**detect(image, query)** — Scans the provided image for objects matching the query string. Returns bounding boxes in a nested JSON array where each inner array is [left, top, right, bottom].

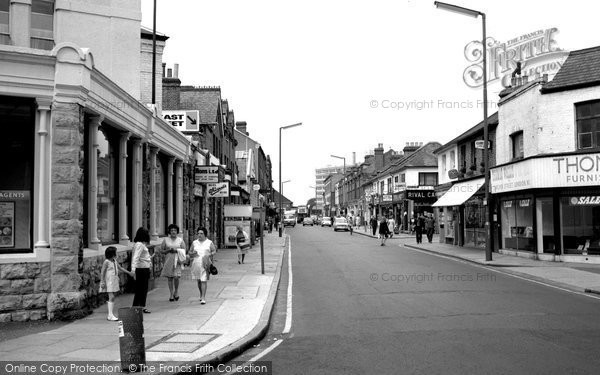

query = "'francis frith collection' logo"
[[463, 27, 569, 89]]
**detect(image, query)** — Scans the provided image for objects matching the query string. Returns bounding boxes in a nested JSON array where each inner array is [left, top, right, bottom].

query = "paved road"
[[224, 226, 600, 375]]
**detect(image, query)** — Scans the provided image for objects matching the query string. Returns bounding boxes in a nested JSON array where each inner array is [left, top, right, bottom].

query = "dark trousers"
[[427, 228, 434, 242], [132, 268, 150, 307], [372, 225, 377, 236], [415, 226, 423, 243]]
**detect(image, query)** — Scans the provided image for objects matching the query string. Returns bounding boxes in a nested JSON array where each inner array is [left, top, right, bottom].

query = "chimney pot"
[[542, 73, 548, 83]]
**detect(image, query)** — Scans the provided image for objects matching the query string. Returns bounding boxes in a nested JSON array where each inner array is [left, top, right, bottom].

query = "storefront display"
[[500, 198, 534, 251], [464, 197, 485, 248], [561, 196, 600, 255]]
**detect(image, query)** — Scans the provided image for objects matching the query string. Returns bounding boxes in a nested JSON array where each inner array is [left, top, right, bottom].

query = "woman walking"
[[100, 246, 133, 321], [131, 227, 153, 313], [189, 227, 217, 304], [160, 224, 186, 301], [235, 225, 250, 264], [379, 216, 390, 246]]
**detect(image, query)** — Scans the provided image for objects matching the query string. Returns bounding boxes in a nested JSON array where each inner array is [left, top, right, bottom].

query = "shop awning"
[[432, 178, 485, 207]]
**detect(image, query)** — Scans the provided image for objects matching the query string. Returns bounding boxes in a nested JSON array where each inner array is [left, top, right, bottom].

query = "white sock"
[[108, 301, 115, 318]]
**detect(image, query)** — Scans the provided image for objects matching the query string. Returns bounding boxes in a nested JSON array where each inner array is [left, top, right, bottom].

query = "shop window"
[[31, 0, 54, 50], [501, 199, 534, 251], [561, 197, 600, 255], [576, 100, 600, 150], [537, 197, 555, 253], [511, 131, 524, 159], [97, 128, 116, 244], [0, 97, 34, 252], [465, 197, 486, 248], [418, 173, 438, 186], [0, 0, 9, 45]]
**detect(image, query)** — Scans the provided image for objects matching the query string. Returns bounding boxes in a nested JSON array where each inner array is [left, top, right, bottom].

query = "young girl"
[[100, 246, 133, 321]]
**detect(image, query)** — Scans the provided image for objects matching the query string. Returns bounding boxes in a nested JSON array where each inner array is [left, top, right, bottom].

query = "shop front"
[[491, 152, 600, 262]]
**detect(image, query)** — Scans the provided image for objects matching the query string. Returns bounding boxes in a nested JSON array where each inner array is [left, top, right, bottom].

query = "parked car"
[[303, 218, 314, 226], [321, 217, 332, 227], [333, 217, 350, 232]]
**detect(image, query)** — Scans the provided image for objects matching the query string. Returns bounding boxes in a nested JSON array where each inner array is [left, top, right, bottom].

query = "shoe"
[[169, 298, 174, 302], [174, 296, 179, 301], [238, 261, 241, 264], [200, 299, 206, 305], [107, 315, 118, 321], [142, 309, 151, 314]]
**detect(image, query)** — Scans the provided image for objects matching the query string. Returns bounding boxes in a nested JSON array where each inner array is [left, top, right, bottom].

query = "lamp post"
[[279, 123, 302, 237], [331, 155, 346, 216], [435, 1, 492, 261]]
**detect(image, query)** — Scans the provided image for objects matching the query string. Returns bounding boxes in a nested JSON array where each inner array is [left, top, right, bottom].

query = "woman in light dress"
[[160, 224, 186, 302], [189, 227, 217, 304], [235, 224, 250, 264]]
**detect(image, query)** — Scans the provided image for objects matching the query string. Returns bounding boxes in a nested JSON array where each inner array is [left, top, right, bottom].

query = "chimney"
[[352, 152, 356, 165], [174, 63, 179, 79], [374, 143, 384, 170], [236, 121, 248, 135], [167, 68, 172, 78], [403, 142, 420, 156]]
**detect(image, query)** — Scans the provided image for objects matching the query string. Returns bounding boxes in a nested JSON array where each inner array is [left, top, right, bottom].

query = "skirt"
[[101, 274, 120, 293], [161, 252, 182, 278], [191, 257, 209, 282]]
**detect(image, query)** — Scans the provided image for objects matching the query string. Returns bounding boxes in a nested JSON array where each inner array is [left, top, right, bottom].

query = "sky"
[[140, 0, 600, 206]]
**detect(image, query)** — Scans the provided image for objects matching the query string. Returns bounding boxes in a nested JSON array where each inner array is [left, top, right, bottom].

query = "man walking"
[[425, 213, 435, 243], [415, 213, 424, 244], [370, 216, 378, 236]]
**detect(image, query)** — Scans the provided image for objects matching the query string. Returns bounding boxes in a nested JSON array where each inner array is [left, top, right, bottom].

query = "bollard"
[[118, 307, 146, 372]]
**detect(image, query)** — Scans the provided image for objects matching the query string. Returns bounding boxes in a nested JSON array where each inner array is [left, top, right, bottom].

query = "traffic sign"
[[163, 110, 199, 132]]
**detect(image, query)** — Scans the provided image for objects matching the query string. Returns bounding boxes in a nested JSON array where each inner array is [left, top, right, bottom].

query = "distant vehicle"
[[321, 217, 332, 227], [333, 217, 350, 232], [283, 213, 296, 227], [303, 218, 314, 226], [314, 216, 321, 225]]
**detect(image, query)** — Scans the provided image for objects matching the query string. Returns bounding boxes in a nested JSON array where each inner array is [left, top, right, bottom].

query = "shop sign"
[[382, 194, 393, 202], [569, 196, 600, 206], [195, 166, 219, 183], [162, 110, 199, 132], [491, 152, 600, 194], [407, 185, 435, 190], [207, 182, 229, 198], [503, 200, 513, 208], [193, 185, 203, 197], [406, 189, 437, 203], [393, 183, 406, 193], [518, 199, 530, 207]]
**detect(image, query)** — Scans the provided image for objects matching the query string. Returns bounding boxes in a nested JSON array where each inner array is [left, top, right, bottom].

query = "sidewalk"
[[0, 231, 287, 365]]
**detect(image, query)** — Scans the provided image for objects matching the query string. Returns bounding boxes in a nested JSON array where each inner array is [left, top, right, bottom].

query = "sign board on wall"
[[162, 110, 199, 132], [207, 182, 229, 198], [195, 166, 219, 183], [491, 152, 600, 194]]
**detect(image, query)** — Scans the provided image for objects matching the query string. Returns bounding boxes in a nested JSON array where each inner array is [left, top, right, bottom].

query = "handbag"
[[209, 263, 218, 275]]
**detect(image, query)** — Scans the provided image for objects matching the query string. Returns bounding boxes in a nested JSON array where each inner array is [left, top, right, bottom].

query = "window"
[[460, 145, 467, 169], [576, 100, 600, 150], [0, 0, 9, 44], [31, 0, 54, 50], [501, 198, 534, 251], [400, 173, 405, 183], [387, 177, 392, 193], [418, 173, 438, 186], [450, 150, 456, 169], [441, 155, 447, 175], [511, 131, 524, 159], [97, 128, 116, 244]]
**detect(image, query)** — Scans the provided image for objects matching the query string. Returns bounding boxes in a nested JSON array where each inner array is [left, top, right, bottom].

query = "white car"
[[321, 217, 332, 227], [333, 217, 350, 232]]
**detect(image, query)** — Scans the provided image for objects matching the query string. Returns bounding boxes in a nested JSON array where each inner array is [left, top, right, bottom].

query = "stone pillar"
[[167, 157, 174, 227], [119, 132, 130, 245], [34, 98, 52, 249], [131, 139, 143, 234], [86, 116, 102, 250], [149, 146, 159, 240], [175, 160, 183, 233], [10, 0, 31, 47]]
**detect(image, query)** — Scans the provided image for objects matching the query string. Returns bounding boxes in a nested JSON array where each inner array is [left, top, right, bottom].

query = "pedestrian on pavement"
[[425, 213, 436, 243], [379, 216, 390, 246], [415, 214, 425, 244], [387, 217, 395, 239], [268, 217, 273, 233], [131, 227, 153, 314], [235, 224, 250, 264], [370, 216, 378, 236], [100, 246, 133, 321], [189, 227, 217, 304], [160, 224, 186, 302]]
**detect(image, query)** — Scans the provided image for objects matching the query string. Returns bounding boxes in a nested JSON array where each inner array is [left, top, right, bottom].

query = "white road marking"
[[403, 244, 600, 301], [283, 236, 293, 334]]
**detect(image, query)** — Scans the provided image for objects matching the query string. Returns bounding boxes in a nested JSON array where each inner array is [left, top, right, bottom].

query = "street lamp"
[[331, 155, 346, 216], [435, 1, 492, 261], [279, 122, 303, 237]]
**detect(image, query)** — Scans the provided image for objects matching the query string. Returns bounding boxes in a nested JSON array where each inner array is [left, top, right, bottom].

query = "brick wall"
[[140, 38, 166, 111]]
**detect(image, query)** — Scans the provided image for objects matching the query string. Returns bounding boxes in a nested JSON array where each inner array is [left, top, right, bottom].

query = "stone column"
[[167, 157, 174, 227], [131, 139, 143, 234], [175, 160, 184, 232], [10, 0, 31, 47], [119, 132, 130, 245], [34, 98, 51, 249], [86, 116, 102, 250], [149, 146, 159, 240]]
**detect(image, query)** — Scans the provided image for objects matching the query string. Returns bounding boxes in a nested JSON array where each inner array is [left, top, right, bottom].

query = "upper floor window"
[[31, 0, 54, 50], [441, 154, 447, 175], [0, 0, 9, 45], [419, 172, 438, 186], [386, 177, 392, 193], [450, 150, 456, 169], [400, 173, 405, 183], [511, 131, 524, 159], [576, 100, 600, 150]]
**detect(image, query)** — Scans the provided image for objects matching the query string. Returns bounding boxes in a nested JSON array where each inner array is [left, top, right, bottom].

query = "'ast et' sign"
[[491, 152, 600, 194], [163, 110, 199, 132]]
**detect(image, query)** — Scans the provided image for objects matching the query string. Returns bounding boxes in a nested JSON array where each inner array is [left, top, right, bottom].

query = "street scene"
[[2, 0, 600, 374]]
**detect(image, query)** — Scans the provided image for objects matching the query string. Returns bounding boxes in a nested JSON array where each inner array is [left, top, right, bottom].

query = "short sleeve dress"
[[160, 236, 185, 278], [190, 239, 214, 282], [100, 259, 120, 293]]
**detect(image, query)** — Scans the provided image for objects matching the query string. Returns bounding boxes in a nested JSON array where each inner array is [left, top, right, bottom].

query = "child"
[[100, 246, 134, 321]]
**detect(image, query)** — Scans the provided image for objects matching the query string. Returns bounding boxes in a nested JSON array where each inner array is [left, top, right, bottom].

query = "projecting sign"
[[253, 184, 261, 191], [162, 110, 199, 132], [475, 140, 491, 149], [207, 182, 229, 198], [195, 166, 219, 183]]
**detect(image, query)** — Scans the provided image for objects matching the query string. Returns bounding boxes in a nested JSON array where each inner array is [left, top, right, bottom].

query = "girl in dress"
[[100, 246, 133, 321], [160, 224, 186, 302], [189, 227, 217, 304]]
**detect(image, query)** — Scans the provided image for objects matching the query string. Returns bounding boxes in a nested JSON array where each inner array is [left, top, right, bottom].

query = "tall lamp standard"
[[279, 123, 302, 237], [434, 1, 492, 261], [330, 155, 346, 216]]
